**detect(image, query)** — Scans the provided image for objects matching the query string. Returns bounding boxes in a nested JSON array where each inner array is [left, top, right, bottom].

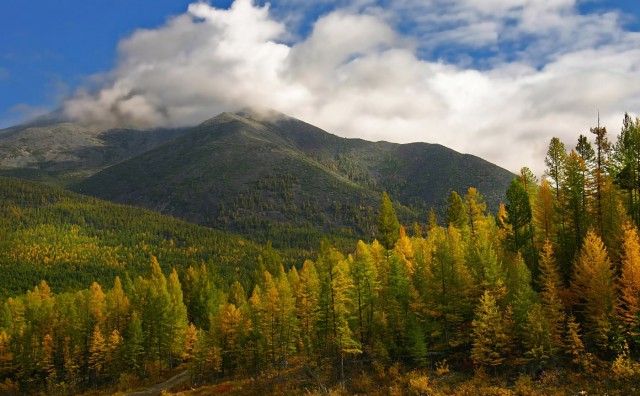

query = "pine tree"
[[446, 191, 469, 232], [377, 192, 401, 250], [505, 178, 533, 252]]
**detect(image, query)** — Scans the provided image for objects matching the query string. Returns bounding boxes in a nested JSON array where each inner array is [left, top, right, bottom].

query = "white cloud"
[[62, 0, 640, 176]]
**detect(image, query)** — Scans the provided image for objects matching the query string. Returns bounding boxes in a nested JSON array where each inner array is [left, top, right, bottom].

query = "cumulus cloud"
[[62, 0, 640, 175]]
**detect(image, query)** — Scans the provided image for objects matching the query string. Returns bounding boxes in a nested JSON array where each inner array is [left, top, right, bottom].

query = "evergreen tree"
[[446, 191, 469, 232], [350, 241, 378, 348], [377, 192, 401, 250], [504, 178, 536, 274]]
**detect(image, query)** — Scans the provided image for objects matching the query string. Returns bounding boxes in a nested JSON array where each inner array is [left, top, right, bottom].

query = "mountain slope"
[[73, 112, 514, 246], [0, 176, 264, 298], [0, 121, 188, 184]]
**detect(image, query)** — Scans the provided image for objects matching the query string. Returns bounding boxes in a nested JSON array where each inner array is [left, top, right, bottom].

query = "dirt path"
[[122, 370, 190, 396]]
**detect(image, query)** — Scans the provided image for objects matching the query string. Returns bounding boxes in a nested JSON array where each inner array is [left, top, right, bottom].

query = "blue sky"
[[1, 0, 639, 173]]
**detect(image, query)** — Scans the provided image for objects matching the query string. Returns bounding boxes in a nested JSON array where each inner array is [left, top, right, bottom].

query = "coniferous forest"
[[4, 115, 640, 395]]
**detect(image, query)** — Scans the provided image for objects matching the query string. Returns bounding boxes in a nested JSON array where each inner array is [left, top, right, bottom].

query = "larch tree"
[[591, 122, 611, 235], [545, 137, 568, 200], [430, 225, 474, 349], [571, 230, 619, 351], [464, 187, 488, 239], [315, 244, 359, 377], [576, 135, 596, 215], [105, 276, 130, 336], [618, 223, 640, 338], [296, 260, 320, 356], [276, 266, 298, 365], [564, 314, 590, 370], [613, 114, 640, 224], [533, 178, 556, 249], [519, 167, 539, 204], [537, 240, 566, 354], [350, 240, 378, 348], [167, 268, 189, 366], [88, 324, 107, 383], [220, 303, 244, 375], [135, 255, 172, 366], [562, 151, 589, 266], [471, 291, 514, 369], [545, 137, 568, 263]]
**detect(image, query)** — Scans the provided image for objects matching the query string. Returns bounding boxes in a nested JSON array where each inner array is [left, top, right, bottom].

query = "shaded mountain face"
[[70, 112, 515, 245], [0, 121, 188, 184]]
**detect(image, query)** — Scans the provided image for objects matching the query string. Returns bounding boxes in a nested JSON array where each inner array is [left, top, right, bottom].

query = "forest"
[[2, 114, 640, 395]]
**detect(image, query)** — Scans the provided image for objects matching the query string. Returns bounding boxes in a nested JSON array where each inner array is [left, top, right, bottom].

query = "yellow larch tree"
[[618, 223, 640, 337], [571, 230, 619, 350]]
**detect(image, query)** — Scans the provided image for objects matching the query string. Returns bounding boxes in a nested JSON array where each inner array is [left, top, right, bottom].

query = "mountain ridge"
[[69, 111, 515, 248]]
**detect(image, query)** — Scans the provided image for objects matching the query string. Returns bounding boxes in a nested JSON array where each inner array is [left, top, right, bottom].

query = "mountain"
[[0, 121, 188, 185], [0, 176, 265, 298], [72, 111, 515, 246]]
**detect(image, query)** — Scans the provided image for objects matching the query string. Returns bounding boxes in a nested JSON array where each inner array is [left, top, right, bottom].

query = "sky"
[[1, 0, 640, 175]]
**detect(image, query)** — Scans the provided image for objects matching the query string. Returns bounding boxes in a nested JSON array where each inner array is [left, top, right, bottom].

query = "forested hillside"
[[0, 177, 272, 299], [73, 112, 514, 249], [2, 114, 640, 395]]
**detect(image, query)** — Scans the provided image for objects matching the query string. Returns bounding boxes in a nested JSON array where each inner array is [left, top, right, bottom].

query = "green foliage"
[[0, 176, 262, 299], [7, 112, 640, 394], [376, 192, 401, 250]]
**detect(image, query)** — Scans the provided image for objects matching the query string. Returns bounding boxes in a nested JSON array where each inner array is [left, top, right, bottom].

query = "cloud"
[[62, 0, 640, 175]]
